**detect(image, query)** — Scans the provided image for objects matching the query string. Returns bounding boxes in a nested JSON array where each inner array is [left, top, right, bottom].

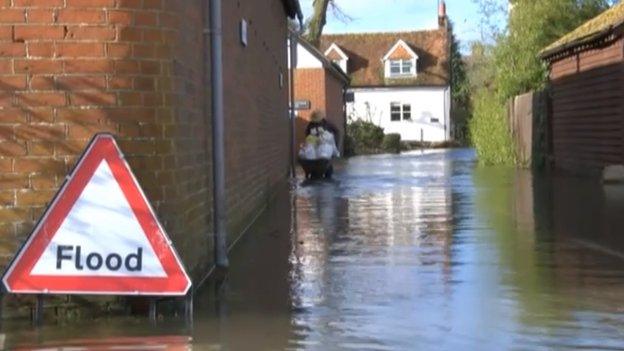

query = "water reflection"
[[7, 148, 624, 350]]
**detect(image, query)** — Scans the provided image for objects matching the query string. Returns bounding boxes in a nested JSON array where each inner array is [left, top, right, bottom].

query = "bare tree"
[[305, 0, 352, 47]]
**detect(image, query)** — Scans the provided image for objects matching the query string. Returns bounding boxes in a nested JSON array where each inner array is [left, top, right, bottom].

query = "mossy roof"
[[541, 2, 624, 57], [320, 30, 450, 87]]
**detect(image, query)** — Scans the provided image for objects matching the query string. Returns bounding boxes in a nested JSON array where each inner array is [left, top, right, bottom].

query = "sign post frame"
[[0, 133, 193, 325]]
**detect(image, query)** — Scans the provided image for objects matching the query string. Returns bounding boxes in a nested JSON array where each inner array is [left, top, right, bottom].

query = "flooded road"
[[7, 149, 624, 350]]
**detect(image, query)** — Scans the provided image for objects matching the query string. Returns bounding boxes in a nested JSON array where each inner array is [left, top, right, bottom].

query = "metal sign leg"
[[148, 298, 157, 324], [33, 295, 44, 326]]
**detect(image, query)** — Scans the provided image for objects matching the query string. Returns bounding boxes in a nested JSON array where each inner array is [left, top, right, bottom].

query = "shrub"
[[469, 90, 516, 165], [382, 133, 401, 153], [347, 119, 384, 154]]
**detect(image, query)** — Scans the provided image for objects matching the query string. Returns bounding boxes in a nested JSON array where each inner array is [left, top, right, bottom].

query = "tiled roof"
[[320, 29, 450, 87], [541, 2, 624, 58]]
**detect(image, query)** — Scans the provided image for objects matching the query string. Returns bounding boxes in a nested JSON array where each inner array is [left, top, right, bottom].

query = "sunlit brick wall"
[[0, 0, 212, 279]]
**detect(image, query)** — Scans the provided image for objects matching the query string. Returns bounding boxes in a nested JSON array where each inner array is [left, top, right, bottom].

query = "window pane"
[[390, 61, 401, 74], [401, 60, 413, 74], [391, 103, 401, 121]]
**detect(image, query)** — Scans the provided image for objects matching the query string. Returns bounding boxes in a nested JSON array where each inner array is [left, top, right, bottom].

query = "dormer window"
[[324, 43, 349, 73], [383, 39, 418, 78], [389, 59, 413, 76]]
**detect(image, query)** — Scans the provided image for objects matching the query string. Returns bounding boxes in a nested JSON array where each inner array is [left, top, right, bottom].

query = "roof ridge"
[[321, 28, 443, 37]]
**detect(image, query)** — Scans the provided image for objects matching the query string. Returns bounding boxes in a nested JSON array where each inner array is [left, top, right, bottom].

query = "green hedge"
[[382, 133, 402, 153], [469, 91, 516, 165]]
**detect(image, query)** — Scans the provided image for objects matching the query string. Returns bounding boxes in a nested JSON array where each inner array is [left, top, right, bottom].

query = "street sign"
[[293, 100, 311, 110], [2, 134, 191, 296]]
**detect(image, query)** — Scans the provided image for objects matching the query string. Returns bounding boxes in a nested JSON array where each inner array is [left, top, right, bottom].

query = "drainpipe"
[[209, 0, 229, 269], [289, 33, 298, 177], [288, 11, 304, 177]]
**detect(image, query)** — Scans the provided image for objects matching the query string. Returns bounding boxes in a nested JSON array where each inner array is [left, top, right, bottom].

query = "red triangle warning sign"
[[2, 134, 192, 296]]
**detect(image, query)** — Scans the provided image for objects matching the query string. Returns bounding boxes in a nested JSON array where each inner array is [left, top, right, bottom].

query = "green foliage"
[[346, 119, 385, 155], [495, 0, 610, 100], [382, 133, 402, 154], [469, 91, 515, 165], [450, 23, 471, 144], [469, 0, 611, 164]]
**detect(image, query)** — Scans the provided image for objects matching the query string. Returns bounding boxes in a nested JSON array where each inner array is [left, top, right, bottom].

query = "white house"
[[319, 2, 452, 143]]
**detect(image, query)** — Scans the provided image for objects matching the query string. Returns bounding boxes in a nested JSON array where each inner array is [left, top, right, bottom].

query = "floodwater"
[[7, 148, 624, 350]]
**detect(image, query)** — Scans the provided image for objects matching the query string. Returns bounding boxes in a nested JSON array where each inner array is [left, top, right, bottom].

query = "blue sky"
[[299, 0, 507, 53]]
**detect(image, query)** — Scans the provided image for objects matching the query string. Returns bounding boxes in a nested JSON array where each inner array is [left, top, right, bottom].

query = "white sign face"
[[31, 160, 166, 277], [2, 134, 191, 296]]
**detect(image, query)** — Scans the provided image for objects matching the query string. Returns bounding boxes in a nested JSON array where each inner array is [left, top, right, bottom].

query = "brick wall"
[[0, 0, 213, 280], [222, 0, 290, 240], [0, 0, 292, 287], [294, 67, 345, 152]]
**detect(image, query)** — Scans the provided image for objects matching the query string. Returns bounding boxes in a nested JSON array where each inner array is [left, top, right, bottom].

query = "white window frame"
[[390, 102, 412, 122], [382, 40, 418, 78]]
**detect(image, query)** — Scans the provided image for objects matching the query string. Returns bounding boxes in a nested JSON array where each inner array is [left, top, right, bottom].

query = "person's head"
[[310, 110, 326, 123]]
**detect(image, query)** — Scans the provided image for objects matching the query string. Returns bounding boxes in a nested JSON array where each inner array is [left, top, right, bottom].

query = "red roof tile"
[[320, 29, 450, 87]]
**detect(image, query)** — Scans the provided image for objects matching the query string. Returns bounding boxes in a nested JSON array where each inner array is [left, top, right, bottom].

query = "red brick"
[[107, 10, 133, 25], [114, 59, 139, 74], [0, 174, 28, 189], [27, 141, 54, 156], [57, 76, 106, 90], [27, 43, 55, 57], [16, 92, 66, 107], [0, 140, 27, 156], [107, 43, 131, 58], [57, 10, 105, 24], [29, 76, 54, 90], [0, 9, 25, 23], [140, 61, 160, 75], [16, 189, 55, 206], [30, 174, 60, 190], [118, 27, 142, 42], [67, 123, 115, 139], [26, 9, 55, 23], [134, 77, 155, 91], [0, 27, 13, 41], [0, 94, 14, 107], [108, 76, 133, 89], [118, 91, 141, 105], [0, 190, 15, 206], [15, 59, 62, 74], [58, 108, 107, 123], [117, 0, 142, 9], [65, 26, 116, 40], [69, 91, 117, 106], [27, 107, 55, 122], [14, 158, 65, 174], [15, 124, 65, 140], [0, 208, 29, 222], [14, 26, 65, 41], [57, 43, 105, 57], [0, 76, 27, 90], [66, 0, 115, 7], [135, 12, 158, 26], [0, 60, 12, 74], [13, 0, 64, 7], [64, 59, 114, 74], [0, 43, 26, 56], [0, 109, 27, 123]]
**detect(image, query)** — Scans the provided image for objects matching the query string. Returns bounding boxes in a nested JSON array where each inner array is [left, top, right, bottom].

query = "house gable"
[[382, 39, 418, 61], [382, 39, 418, 78], [324, 43, 349, 73]]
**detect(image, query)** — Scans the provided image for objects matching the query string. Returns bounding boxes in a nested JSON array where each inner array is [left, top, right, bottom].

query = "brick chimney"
[[438, 0, 447, 28]]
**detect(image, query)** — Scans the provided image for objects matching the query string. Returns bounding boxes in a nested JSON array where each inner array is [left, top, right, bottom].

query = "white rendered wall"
[[347, 87, 451, 142], [295, 43, 323, 68]]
